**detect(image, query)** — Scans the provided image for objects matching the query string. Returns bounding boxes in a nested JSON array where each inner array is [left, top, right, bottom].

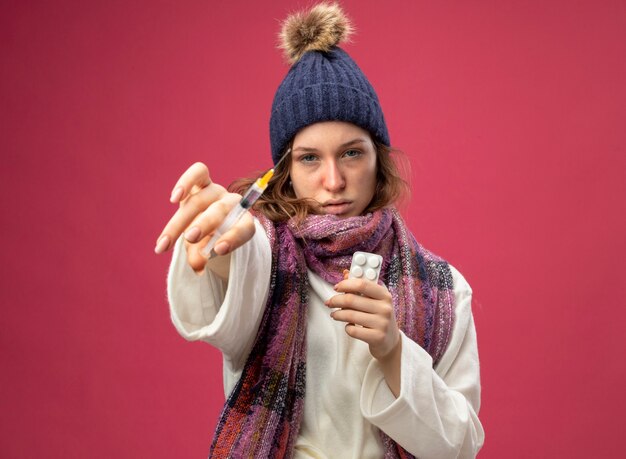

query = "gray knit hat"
[[269, 2, 390, 165]]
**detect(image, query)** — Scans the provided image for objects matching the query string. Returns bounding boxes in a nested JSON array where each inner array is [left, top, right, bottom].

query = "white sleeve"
[[166, 218, 272, 371], [360, 265, 485, 458]]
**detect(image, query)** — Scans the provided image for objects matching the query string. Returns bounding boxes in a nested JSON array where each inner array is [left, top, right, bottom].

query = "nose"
[[322, 159, 346, 192]]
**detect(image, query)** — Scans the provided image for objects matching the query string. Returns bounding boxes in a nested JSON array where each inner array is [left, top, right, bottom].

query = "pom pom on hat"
[[279, 2, 354, 64], [269, 2, 390, 165]]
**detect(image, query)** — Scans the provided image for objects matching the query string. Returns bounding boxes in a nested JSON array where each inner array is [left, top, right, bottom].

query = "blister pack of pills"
[[348, 251, 383, 283]]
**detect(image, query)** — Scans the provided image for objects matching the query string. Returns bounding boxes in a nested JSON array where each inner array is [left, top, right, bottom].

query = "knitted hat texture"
[[270, 3, 390, 164]]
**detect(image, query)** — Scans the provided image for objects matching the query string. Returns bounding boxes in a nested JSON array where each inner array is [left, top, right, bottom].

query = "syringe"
[[200, 168, 275, 259]]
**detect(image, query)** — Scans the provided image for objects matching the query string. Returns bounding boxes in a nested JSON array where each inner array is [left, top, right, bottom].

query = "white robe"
[[167, 219, 484, 458]]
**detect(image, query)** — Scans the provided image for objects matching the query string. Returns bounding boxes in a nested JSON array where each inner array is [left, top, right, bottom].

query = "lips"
[[322, 200, 352, 215]]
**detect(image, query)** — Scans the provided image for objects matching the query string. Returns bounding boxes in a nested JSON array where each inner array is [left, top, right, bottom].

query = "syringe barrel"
[[200, 203, 247, 258], [199, 180, 266, 259], [240, 182, 264, 209]]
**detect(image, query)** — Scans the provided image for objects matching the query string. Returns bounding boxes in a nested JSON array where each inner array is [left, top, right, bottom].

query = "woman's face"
[[289, 121, 378, 218]]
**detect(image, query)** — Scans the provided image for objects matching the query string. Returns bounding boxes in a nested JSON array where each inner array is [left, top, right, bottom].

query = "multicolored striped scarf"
[[209, 208, 455, 458]]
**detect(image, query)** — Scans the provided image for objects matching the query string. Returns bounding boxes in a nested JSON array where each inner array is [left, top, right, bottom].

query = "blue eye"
[[343, 149, 361, 158], [300, 154, 318, 163]]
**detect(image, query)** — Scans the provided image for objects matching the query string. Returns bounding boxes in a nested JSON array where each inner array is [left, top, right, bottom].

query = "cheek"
[[292, 182, 304, 199], [361, 163, 378, 196], [364, 177, 377, 202], [290, 169, 313, 199]]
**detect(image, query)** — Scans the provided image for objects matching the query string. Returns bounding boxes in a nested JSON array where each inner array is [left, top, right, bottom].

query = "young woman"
[[155, 3, 484, 458]]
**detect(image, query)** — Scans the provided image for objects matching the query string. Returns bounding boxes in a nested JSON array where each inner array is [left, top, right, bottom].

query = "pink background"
[[2, 0, 625, 457]]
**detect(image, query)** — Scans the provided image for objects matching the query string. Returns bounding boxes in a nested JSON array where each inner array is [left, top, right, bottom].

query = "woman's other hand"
[[326, 274, 402, 396], [154, 162, 256, 277], [326, 275, 401, 361]]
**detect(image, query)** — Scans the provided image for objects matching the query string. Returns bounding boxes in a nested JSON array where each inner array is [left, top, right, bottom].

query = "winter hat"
[[269, 2, 390, 165]]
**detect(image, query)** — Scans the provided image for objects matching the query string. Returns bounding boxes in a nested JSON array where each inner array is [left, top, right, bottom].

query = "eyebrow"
[[292, 138, 369, 153]]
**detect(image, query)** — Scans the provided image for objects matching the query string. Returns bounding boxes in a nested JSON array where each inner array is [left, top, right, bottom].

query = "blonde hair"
[[229, 142, 410, 223]]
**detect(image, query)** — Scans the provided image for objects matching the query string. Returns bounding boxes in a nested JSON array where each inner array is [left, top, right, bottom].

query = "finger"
[[170, 162, 212, 203], [182, 211, 222, 272], [181, 192, 241, 244], [325, 292, 380, 314], [155, 184, 227, 253], [334, 278, 391, 302], [201, 209, 256, 257], [331, 309, 381, 329], [185, 235, 212, 272], [344, 324, 385, 345], [345, 325, 400, 361]]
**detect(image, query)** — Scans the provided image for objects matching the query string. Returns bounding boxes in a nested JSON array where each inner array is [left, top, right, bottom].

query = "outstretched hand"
[[154, 162, 256, 275]]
